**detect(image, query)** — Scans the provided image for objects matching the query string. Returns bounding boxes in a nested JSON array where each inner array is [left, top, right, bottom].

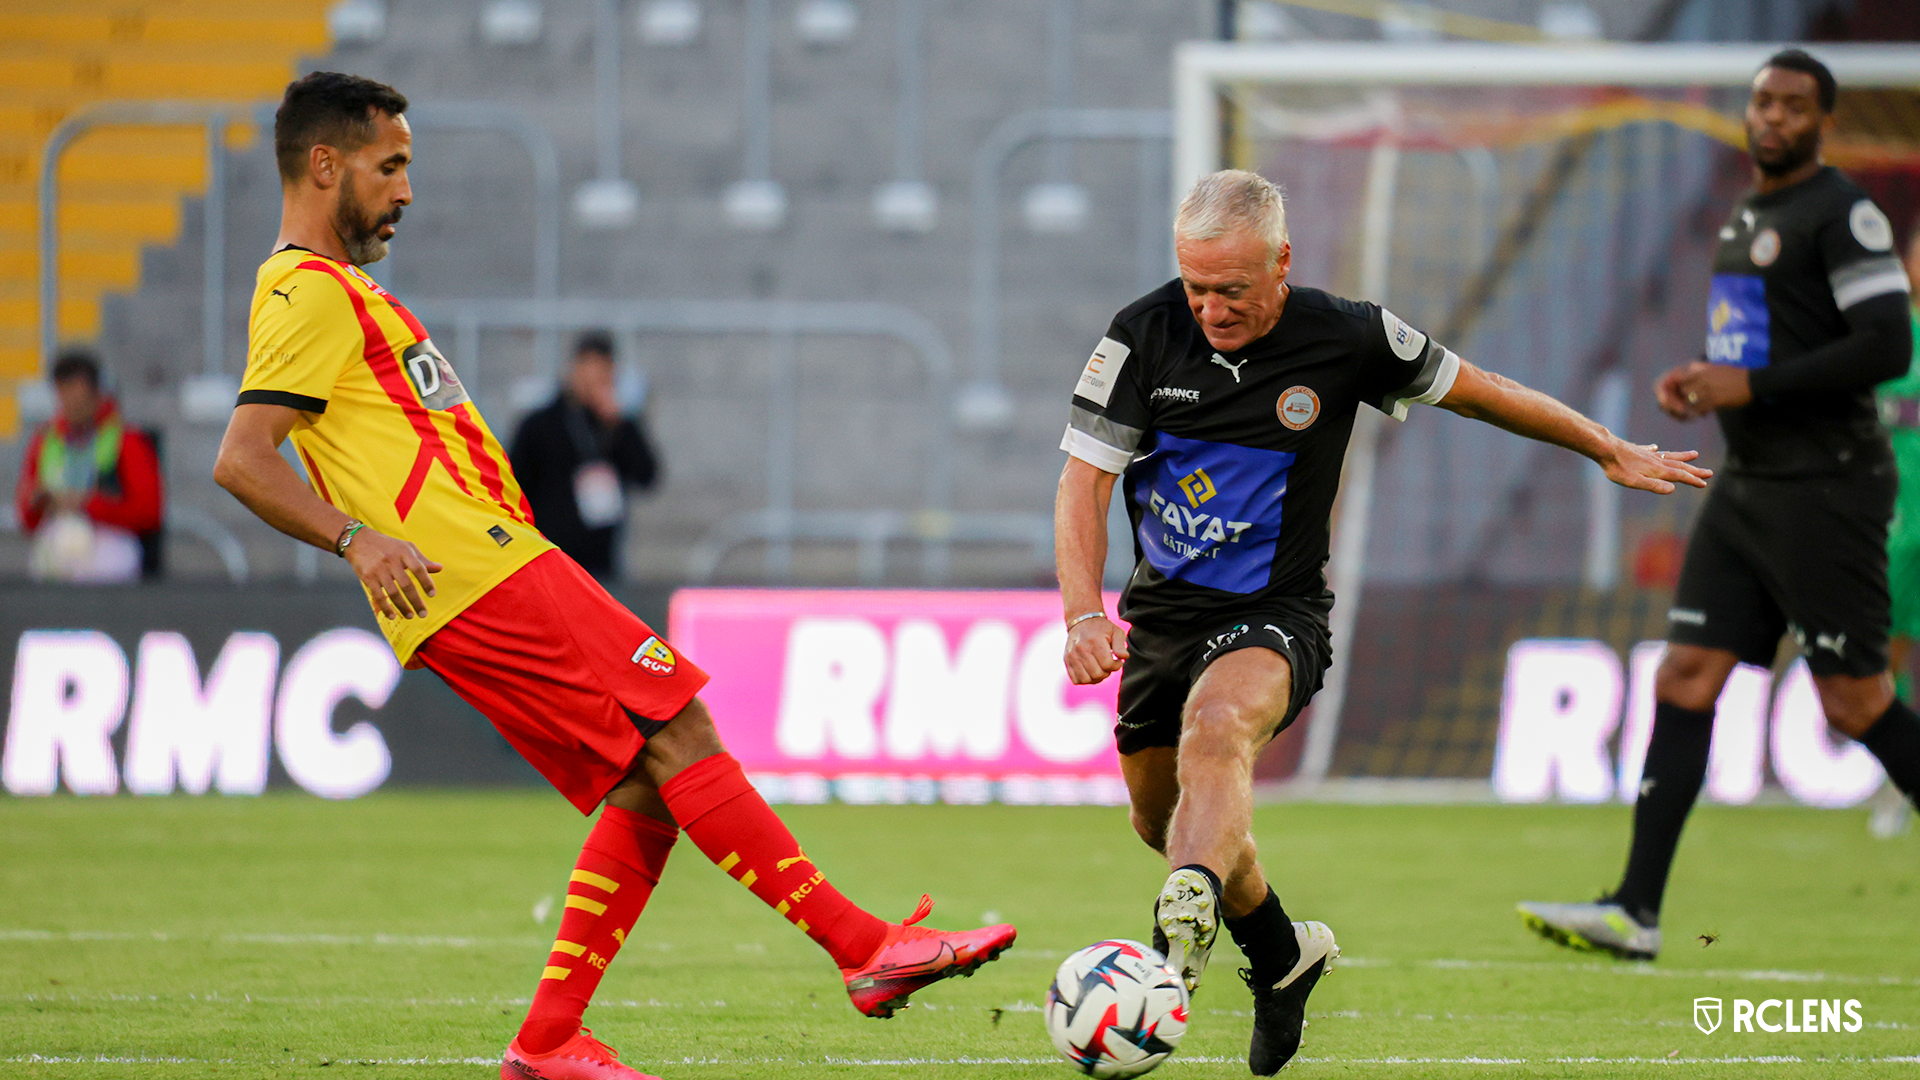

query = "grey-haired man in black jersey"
[[1520, 48, 1920, 964], [1053, 168, 1712, 1073]]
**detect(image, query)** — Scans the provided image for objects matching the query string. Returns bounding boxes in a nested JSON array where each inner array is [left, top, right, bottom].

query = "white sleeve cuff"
[[1381, 348, 1462, 421], [1060, 426, 1132, 474]]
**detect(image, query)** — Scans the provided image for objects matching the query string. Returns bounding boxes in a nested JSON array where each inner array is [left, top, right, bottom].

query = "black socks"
[[1224, 885, 1301, 987], [1858, 696, 1920, 806], [1611, 702, 1714, 928]]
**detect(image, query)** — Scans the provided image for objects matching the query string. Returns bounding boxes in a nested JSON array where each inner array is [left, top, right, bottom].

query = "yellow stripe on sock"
[[795, 920, 809, 934], [739, 870, 758, 889], [570, 869, 621, 893], [717, 852, 741, 874], [541, 966, 571, 981], [776, 901, 790, 915], [565, 895, 608, 916], [550, 940, 586, 957], [612, 927, 626, 945]]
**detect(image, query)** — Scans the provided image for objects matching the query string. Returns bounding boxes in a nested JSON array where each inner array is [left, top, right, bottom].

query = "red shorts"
[[416, 550, 710, 814]]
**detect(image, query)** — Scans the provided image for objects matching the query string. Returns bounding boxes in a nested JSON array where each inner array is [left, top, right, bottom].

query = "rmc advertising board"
[[0, 585, 1129, 804], [1, 585, 1887, 807]]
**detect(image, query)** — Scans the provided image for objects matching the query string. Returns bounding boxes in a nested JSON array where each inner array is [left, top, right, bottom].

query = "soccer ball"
[[1044, 939, 1189, 1078]]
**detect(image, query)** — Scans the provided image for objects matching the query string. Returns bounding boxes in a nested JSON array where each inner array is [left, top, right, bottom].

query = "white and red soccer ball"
[[1045, 939, 1189, 1078]]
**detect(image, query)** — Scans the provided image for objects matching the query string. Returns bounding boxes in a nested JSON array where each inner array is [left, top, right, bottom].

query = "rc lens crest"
[[632, 636, 677, 677], [1694, 997, 1723, 1035], [1278, 385, 1321, 430]]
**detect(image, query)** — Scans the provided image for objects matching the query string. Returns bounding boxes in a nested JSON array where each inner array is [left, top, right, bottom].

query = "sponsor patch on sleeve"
[[1380, 308, 1428, 362], [1073, 336, 1131, 408], [1850, 199, 1894, 252]]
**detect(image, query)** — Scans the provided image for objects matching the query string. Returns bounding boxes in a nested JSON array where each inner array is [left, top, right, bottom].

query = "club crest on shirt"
[[1749, 228, 1780, 267], [1277, 385, 1321, 430], [632, 636, 677, 676]]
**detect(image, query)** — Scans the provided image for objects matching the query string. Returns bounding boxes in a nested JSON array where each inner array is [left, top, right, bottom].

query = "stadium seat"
[[0, 0, 332, 437]]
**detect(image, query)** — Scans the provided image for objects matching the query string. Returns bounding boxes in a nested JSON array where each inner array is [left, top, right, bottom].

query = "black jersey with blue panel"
[[1061, 279, 1459, 628], [1707, 166, 1911, 476]]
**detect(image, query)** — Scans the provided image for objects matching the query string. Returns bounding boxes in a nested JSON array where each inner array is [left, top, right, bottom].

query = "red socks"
[[516, 805, 677, 1055], [659, 753, 888, 969]]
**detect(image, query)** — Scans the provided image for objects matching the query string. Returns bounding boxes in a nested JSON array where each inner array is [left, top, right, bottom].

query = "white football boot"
[[1517, 899, 1660, 960], [1152, 868, 1220, 996], [1243, 920, 1339, 1075]]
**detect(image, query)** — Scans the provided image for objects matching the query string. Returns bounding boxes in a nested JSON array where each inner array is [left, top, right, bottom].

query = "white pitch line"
[[8, 1054, 1920, 1068]]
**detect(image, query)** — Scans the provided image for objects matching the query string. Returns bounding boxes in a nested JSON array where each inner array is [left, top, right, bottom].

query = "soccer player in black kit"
[[1054, 169, 1711, 1073], [1520, 50, 1920, 961]]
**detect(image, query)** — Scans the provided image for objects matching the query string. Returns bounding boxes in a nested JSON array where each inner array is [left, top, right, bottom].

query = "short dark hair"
[[49, 348, 100, 390], [274, 71, 410, 184], [1761, 48, 1837, 114], [573, 330, 617, 362]]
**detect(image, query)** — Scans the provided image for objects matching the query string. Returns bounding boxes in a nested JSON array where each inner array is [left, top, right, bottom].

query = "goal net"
[[1172, 43, 1920, 802]]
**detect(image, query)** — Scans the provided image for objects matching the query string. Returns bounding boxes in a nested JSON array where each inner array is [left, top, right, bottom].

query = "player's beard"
[[1747, 121, 1821, 178], [334, 172, 400, 266]]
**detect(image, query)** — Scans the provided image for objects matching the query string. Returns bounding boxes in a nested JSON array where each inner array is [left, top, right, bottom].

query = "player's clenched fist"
[[1064, 615, 1129, 685], [345, 529, 443, 620]]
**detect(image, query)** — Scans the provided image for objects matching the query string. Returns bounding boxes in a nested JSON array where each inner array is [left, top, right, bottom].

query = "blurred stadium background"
[[3, 0, 1920, 810]]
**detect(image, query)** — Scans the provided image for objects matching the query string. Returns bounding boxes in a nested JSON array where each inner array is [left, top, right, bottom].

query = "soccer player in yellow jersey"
[[215, 72, 1014, 1080]]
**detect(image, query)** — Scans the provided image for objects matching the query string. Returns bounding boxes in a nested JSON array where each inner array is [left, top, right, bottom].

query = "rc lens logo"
[[1693, 997, 1864, 1035], [1178, 468, 1216, 508], [632, 636, 678, 677]]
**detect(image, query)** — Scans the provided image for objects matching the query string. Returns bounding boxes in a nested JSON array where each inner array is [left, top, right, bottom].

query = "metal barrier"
[[403, 296, 1054, 584], [963, 107, 1172, 427]]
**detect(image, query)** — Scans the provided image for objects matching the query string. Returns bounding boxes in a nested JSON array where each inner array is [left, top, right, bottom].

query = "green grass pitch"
[[3, 794, 1917, 1078]]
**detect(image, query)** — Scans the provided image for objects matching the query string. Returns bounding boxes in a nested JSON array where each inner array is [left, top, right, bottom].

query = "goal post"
[[1168, 42, 1920, 790]]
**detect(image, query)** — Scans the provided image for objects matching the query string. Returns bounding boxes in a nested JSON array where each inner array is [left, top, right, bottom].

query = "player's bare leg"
[[1815, 669, 1920, 820], [1141, 649, 1336, 1074], [1166, 649, 1292, 920]]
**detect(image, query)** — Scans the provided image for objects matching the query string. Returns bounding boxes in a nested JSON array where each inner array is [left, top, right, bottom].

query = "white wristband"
[[1066, 611, 1106, 629]]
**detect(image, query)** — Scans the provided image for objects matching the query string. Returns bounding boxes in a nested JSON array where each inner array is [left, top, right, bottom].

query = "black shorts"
[[1114, 596, 1333, 756], [1668, 467, 1894, 679]]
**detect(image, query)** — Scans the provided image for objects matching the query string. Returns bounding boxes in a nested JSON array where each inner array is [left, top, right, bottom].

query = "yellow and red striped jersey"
[[241, 245, 553, 665]]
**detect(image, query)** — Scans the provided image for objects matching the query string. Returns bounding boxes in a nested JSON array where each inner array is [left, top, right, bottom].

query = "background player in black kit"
[[1519, 49, 1920, 961], [1054, 169, 1711, 1074]]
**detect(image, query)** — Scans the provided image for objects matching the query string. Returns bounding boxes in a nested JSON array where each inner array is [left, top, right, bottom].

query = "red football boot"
[[840, 895, 1017, 1018], [501, 1028, 661, 1080]]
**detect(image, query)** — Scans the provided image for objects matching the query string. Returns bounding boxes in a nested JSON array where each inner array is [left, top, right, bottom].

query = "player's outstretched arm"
[[1055, 456, 1129, 685], [214, 403, 443, 619], [1437, 359, 1713, 494]]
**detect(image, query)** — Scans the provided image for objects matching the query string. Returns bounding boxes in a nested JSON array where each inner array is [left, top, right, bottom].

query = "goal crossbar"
[[1174, 42, 1920, 197]]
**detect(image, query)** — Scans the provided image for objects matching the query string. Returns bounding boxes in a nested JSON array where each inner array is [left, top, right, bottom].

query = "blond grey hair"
[[1174, 169, 1288, 261]]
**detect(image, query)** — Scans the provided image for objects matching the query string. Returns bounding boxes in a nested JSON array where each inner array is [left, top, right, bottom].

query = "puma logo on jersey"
[[1211, 352, 1249, 383], [775, 851, 813, 872], [1263, 623, 1294, 648], [270, 286, 298, 304]]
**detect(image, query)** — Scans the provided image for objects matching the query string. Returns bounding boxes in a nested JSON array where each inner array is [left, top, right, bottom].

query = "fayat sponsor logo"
[[1693, 997, 1865, 1035], [1146, 468, 1252, 562], [2, 628, 397, 800], [1705, 298, 1749, 364]]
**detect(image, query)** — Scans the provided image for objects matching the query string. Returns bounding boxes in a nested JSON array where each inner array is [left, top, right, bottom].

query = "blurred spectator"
[[14, 349, 164, 582], [509, 331, 660, 579]]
